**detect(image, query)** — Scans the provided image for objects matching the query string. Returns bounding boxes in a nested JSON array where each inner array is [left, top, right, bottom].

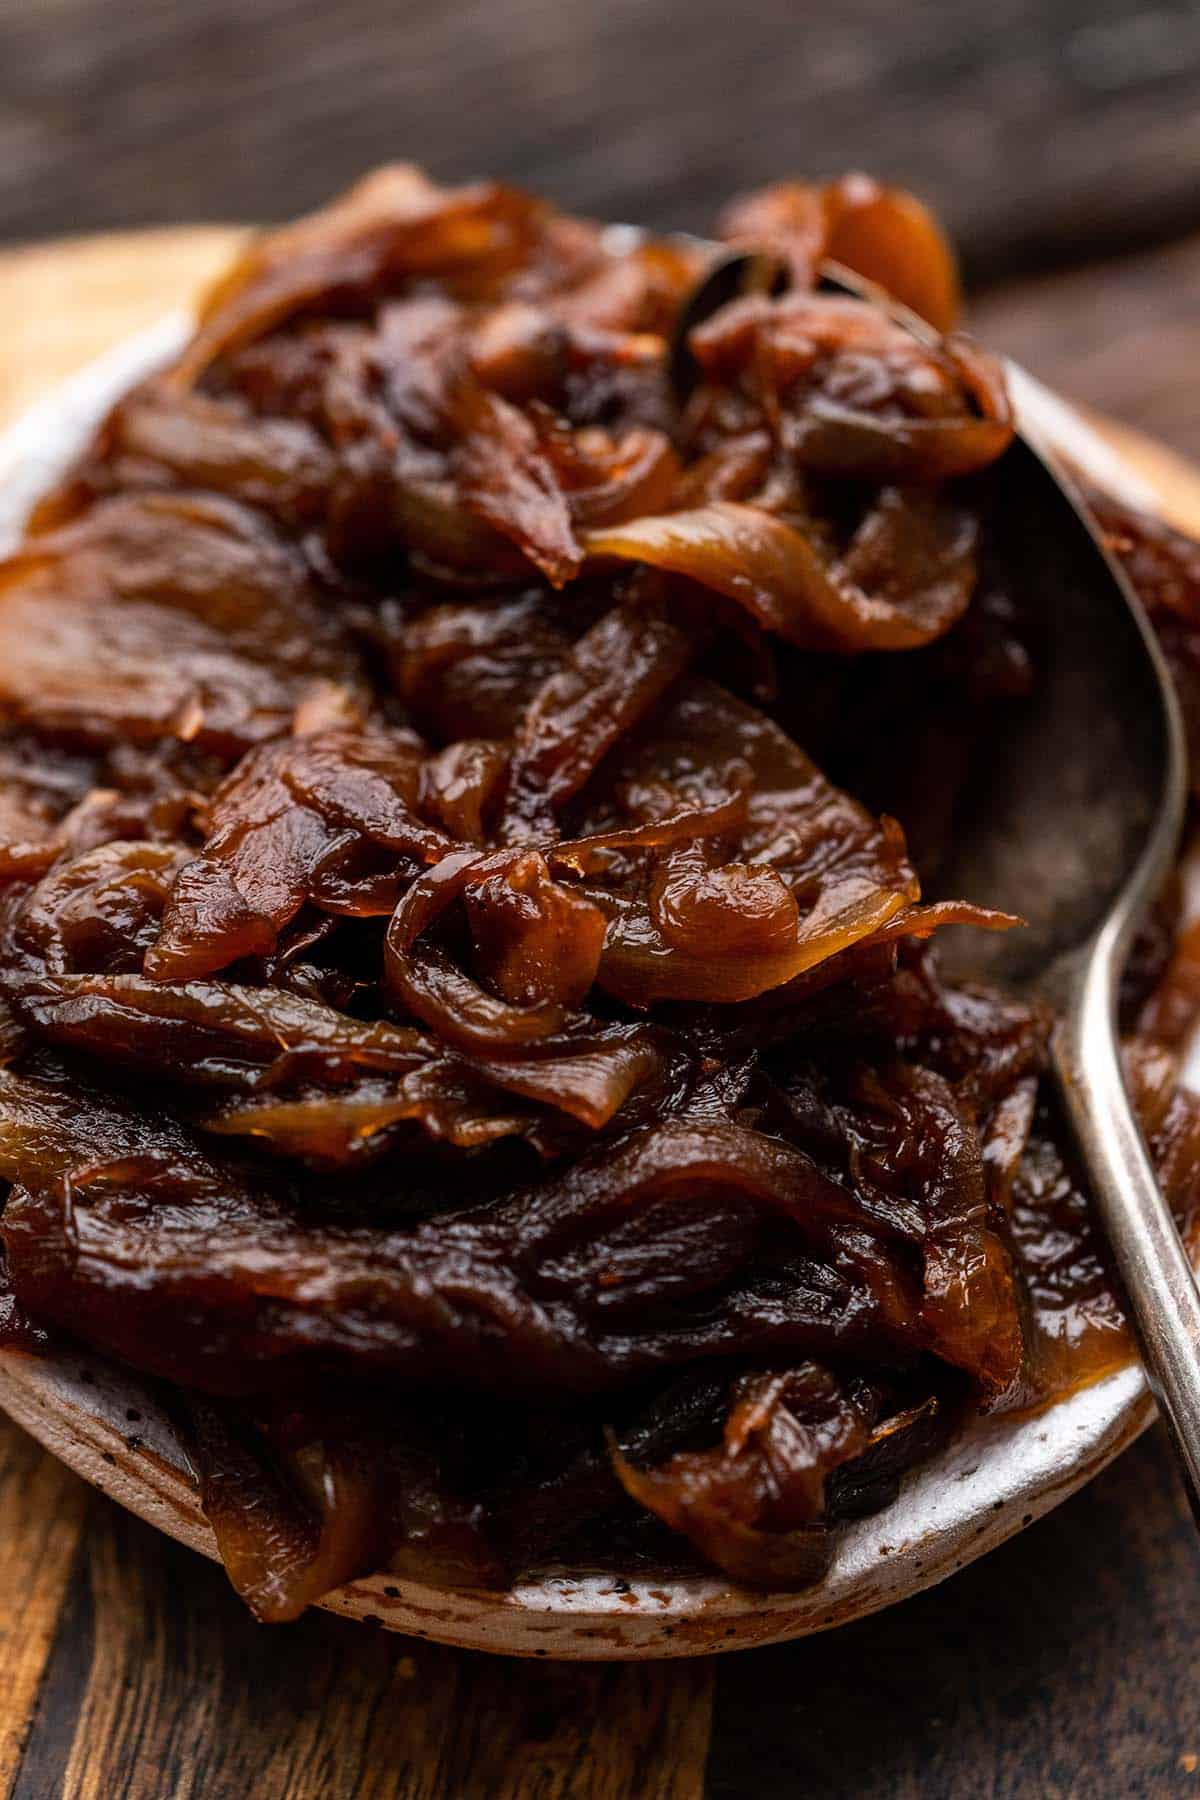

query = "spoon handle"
[[1054, 938, 1200, 1518]]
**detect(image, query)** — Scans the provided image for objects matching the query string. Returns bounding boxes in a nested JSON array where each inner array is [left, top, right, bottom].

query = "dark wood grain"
[[6, 1417, 1200, 1798], [707, 1423, 1200, 1799], [6, 0, 1200, 284], [8, 1475, 711, 1799], [0, 1421, 89, 1795], [976, 231, 1200, 463]]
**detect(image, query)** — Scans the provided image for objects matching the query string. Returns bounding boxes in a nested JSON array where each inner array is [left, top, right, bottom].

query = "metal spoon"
[[671, 252, 1200, 1514]]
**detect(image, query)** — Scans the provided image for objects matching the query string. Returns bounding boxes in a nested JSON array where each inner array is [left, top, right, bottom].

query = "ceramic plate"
[[0, 320, 1185, 1658]]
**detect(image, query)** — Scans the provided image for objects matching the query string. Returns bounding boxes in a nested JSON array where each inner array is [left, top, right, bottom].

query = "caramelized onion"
[[147, 729, 450, 980], [2, 165, 1196, 1617], [585, 494, 978, 652], [385, 849, 574, 1051], [719, 173, 962, 332], [501, 591, 695, 836]]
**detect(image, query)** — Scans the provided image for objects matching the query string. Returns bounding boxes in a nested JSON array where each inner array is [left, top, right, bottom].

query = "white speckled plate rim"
[[0, 320, 1185, 1657]]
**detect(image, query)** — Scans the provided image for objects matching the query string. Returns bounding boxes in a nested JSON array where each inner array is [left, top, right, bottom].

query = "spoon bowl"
[[939, 387, 1200, 1521], [932, 414, 1185, 998]]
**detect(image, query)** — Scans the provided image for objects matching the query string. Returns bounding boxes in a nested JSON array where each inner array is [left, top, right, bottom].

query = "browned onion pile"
[[1, 164, 1199, 1620]]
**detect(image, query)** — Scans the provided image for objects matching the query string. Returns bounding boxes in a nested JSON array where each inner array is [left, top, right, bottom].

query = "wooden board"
[[0, 228, 244, 429], [976, 228, 1200, 470], [1, 225, 1200, 1797]]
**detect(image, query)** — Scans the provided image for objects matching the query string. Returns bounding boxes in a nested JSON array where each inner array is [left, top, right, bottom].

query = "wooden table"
[[9, 0, 1200, 291], [2, 228, 1200, 1800]]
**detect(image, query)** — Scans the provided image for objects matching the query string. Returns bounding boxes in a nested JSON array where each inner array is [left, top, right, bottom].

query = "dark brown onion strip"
[[385, 848, 570, 1052], [584, 495, 977, 653], [455, 383, 582, 587], [865, 899, 1022, 945], [501, 596, 695, 838], [592, 873, 917, 1005], [547, 785, 750, 874]]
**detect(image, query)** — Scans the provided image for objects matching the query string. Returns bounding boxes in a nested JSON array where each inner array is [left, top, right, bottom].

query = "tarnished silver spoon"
[[673, 253, 1200, 1514]]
